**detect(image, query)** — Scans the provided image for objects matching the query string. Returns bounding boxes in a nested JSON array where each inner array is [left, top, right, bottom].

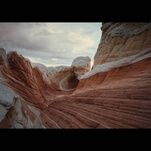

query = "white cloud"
[[52, 58, 58, 61], [0, 23, 102, 67]]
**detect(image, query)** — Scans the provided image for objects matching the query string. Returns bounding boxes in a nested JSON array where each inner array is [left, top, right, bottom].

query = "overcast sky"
[[0, 22, 102, 67]]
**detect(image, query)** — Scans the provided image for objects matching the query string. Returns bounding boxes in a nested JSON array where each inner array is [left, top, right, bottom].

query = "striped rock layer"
[[0, 22, 151, 128]]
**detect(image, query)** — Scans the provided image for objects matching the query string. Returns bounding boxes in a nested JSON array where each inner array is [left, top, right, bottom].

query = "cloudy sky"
[[0, 22, 102, 67]]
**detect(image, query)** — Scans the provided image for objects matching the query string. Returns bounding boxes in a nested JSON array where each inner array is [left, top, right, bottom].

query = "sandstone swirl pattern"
[[0, 22, 151, 128]]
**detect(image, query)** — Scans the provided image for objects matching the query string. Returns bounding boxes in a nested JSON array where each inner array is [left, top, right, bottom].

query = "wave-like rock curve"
[[1, 22, 151, 128]]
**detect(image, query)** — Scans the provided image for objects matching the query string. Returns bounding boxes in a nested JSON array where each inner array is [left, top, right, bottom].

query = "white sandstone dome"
[[71, 56, 91, 79]]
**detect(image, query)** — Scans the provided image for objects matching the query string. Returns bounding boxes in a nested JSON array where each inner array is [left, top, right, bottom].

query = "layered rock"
[[40, 94, 151, 128], [71, 56, 91, 79], [76, 23, 151, 93], [74, 57, 151, 99], [39, 23, 151, 128], [48, 66, 73, 90], [94, 22, 151, 67], [0, 51, 57, 109], [0, 97, 45, 128], [59, 56, 91, 91], [39, 59, 151, 128], [76, 48, 151, 93], [1, 22, 151, 128], [0, 50, 91, 128], [68, 22, 151, 128], [32, 56, 91, 91]]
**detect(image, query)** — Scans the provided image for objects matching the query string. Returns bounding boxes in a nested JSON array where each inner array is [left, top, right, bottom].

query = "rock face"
[[0, 78, 18, 124], [1, 51, 58, 109], [0, 98, 45, 128], [1, 22, 151, 128], [71, 22, 151, 128], [32, 56, 91, 91], [71, 56, 91, 79], [0, 50, 91, 128], [94, 22, 151, 67], [59, 56, 91, 91]]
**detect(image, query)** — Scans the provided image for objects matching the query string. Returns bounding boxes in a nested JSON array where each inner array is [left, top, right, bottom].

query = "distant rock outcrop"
[[32, 56, 91, 91], [71, 56, 91, 79], [59, 56, 91, 91]]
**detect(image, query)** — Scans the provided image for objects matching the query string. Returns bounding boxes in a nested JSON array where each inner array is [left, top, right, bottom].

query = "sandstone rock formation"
[[32, 56, 91, 91], [71, 56, 91, 79], [0, 22, 151, 128], [59, 56, 91, 91], [1, 51, 58, 109], [0, 50, 91, 128], [94, 22, 151, 67], [0, 97, 45, 128]]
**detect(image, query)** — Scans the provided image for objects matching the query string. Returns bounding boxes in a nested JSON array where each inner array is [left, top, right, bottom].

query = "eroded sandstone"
[[0, 22, 151, 128], [93, 22, 151, 67]]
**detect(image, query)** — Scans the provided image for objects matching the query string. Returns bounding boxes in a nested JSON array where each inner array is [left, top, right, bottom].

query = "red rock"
[[93, 22, 151, 67], [74, 57, 151, 98], [1, 51, 57, 109], [1, 23, 151, 128]]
